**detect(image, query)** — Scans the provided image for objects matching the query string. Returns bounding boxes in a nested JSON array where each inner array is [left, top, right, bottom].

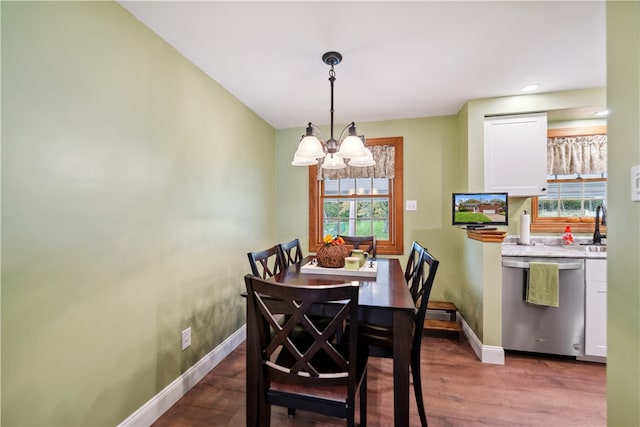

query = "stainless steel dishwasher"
[[502, 256, 585, 356]]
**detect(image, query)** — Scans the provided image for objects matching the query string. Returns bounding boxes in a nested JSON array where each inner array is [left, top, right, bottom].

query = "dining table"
[[245, 256, 416, 427]]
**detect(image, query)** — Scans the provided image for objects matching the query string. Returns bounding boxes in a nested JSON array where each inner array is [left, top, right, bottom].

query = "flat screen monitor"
[[452, 192, 509, 229]]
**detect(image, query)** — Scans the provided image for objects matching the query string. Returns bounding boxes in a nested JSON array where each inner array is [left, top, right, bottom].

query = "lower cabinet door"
[[585, 259, 607, 357]]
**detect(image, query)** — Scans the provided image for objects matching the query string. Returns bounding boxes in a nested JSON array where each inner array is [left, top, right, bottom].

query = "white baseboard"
[[118, 325, 246, 427], [577, 354, 607, 364], [458, 313, 504, 365]]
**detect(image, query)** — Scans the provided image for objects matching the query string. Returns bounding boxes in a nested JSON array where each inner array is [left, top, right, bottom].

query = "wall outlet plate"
[[181, 327, 192, 350], [406, 200, 417, 211]]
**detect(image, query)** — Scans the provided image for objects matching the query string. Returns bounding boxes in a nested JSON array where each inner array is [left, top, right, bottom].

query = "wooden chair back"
[[404, 240, 425, 293], [244, 274, 366, 426], [247, 245, 283, 279], [412, 249, 440, 350], [338, 235, 377, 258], [278, 238, 304, 268]]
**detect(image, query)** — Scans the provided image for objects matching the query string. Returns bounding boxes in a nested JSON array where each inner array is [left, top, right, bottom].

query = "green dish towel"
[[527, 262, 559, 307]]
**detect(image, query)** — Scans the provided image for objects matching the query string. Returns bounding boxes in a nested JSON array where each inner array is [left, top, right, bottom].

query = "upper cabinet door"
[[484, 112, 547, 197]]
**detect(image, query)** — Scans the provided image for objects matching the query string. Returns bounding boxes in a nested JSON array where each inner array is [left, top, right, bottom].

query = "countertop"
[[501, 236, 607, 259]]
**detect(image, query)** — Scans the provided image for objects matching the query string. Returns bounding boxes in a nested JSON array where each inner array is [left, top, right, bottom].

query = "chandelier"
[[291, 52, 375, 169]]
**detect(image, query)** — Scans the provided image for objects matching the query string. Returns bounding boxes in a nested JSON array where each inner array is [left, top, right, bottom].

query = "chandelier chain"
[[329, 67, 336, 141]]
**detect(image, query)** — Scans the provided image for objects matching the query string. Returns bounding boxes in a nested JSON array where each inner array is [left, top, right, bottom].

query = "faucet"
[[593, 202, 607, 245]]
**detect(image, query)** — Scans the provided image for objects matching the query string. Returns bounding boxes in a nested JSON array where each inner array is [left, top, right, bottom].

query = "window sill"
[[531, 221, 606, 234]]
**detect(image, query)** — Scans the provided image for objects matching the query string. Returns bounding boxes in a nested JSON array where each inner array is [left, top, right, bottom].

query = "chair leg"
[[411, 356, 428, 427], [359, 368, 367, 427]]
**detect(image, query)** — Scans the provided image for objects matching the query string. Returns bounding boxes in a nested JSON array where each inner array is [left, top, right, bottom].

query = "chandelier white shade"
[[294, 134, 325, 159], [322, 153, 347, 169], [292, 52, 374, 170], [291, 153, 319, 166], [337, 132, 367, 159], [347, 147, 375, 167]]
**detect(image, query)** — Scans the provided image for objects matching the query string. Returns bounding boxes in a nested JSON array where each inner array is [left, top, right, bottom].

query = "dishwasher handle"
[[502, 259, 583, 270]]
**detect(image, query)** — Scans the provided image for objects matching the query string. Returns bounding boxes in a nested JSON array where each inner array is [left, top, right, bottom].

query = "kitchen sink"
[[583, 245, 607, 252], [544, 243, 607, 253], [565, 244, 607, 253]]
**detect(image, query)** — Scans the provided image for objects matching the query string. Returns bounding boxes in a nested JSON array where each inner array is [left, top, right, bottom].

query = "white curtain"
[[318, 145, 395, 180], [547, 134, 607, 175]]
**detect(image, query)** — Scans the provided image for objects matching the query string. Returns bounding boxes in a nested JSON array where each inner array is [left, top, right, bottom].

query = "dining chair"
[[247, 245, 284, 279], [404, 240, 425, 290], [244, 274, 368, 427], [277, 238, 303, 268], [338, 235, 377, 258], [358, 249, 439, 427]]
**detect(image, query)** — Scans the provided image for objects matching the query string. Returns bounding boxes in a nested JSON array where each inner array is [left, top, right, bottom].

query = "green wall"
[[607, 1, 640, 425], [2, 2, 275, 425]]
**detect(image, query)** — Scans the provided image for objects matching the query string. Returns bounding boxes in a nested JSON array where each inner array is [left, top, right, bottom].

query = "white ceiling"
[[118, 1, 606, 130]]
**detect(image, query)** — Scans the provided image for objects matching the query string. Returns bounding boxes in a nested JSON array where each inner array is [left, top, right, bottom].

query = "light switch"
[[406, 200, 417, 211], [632, 165, 640, 202]]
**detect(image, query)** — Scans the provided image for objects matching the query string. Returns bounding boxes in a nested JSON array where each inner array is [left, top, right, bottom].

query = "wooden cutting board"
[[467, 230, 507, 242]]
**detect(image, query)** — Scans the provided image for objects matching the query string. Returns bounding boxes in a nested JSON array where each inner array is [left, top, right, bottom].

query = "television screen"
[[452, 192, 509, 229]]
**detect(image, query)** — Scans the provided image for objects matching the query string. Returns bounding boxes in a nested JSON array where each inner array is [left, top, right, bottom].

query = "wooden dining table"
[[245, 256, 416, 427]]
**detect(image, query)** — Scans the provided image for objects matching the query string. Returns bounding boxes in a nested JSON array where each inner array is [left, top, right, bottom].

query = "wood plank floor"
[[152, 335, 606, 426]]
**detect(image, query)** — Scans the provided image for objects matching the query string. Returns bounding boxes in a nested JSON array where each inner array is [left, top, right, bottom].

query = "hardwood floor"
[[152, 335, 606, 427]]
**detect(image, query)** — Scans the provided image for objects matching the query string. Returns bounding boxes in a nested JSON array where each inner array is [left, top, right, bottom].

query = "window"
[[531, 126, 607, 233], [308, 136, 404, 255], [537, 175, 607, 218]]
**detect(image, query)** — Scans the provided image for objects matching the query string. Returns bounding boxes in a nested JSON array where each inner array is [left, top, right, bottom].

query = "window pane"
[[324, 178, 339, 196], [356, 200, 372, 219], [373, 178, 389, 195], [339, 178, 356, 195], [338, 200, 352, 218], [583, 198, 605, 216], [323, 221, 339, 236], [355, 178, 372, 195], [374, 220, 389, 240], [558, 182, 582, 199], [356, 221, 373, 236], [584, 181, 607, 199], [373, 198, 389, 240], [544, 182, 559, 198], [373, 199, 389, 219], [323, 200, 340, 219], [538, 199, 559, 217], [559, 199, 582, 217], [338, 221, 351, 235]]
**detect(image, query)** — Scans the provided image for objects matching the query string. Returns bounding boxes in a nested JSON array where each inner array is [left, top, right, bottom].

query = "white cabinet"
[[585, 259, 607, 357], [484, 112, 548, 197]]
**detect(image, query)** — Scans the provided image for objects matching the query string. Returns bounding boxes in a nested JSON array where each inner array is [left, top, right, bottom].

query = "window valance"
[[318, 145, 396, 180], [547, 134, 607, 175]]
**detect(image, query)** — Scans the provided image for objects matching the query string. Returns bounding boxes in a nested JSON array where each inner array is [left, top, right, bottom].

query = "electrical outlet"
[[181, 327, 191, 350], [406, 200, 417, 211]]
